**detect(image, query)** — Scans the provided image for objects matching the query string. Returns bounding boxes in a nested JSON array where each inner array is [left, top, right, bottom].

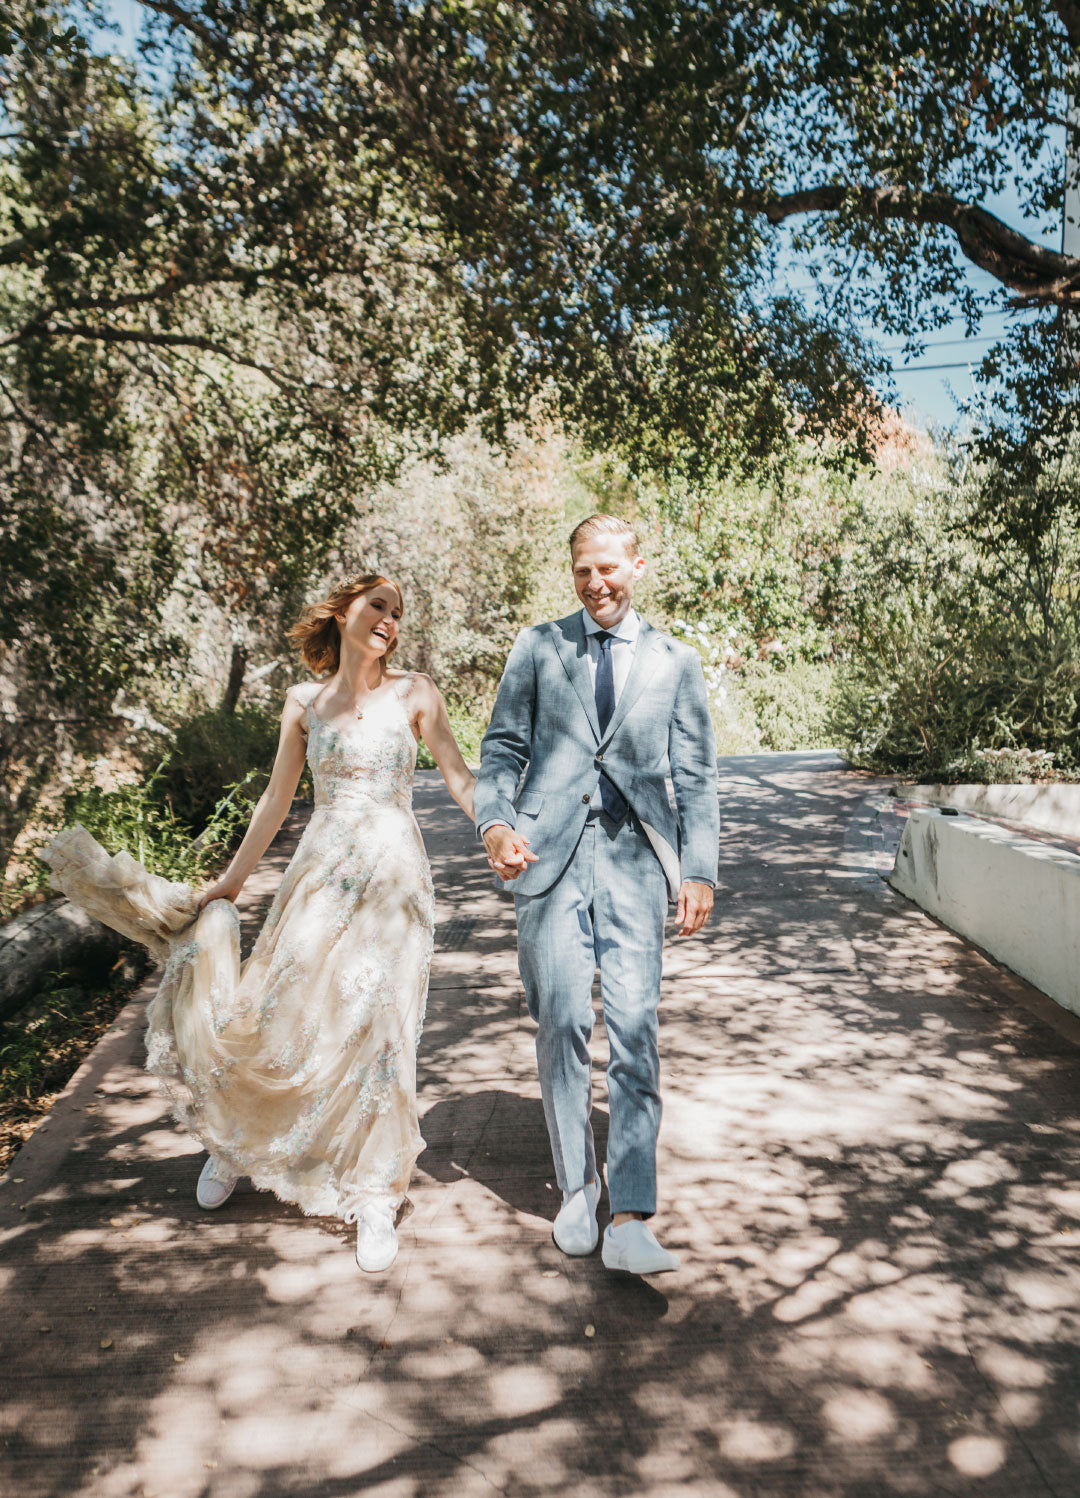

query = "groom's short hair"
[[568, 513, 640, 558]]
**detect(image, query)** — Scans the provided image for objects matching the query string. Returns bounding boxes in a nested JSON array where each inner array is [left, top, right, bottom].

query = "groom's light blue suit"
[[475, 609, 719, 1216]]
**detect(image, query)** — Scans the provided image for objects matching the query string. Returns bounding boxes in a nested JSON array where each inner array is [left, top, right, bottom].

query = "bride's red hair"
[[289, 573, 404, 676]]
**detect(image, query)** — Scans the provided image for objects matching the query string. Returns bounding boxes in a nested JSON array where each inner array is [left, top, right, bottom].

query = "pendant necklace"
[[354, 672, 383, 721]]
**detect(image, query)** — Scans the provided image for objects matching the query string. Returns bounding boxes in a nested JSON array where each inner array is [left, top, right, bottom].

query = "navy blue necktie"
[[593, 632, 629, 824]]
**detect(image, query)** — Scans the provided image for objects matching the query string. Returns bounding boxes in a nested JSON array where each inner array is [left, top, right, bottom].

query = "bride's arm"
[[197, 691, 310, 909], [411, 674, 476, 822]]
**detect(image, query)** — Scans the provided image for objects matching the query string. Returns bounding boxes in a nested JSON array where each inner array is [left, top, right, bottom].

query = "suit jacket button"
[[582, 793, 590, 803], [596, 752, 604, 762]]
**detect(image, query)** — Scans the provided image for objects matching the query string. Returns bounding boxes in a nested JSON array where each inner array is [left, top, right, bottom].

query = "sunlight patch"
[[948, 1435, 1006, 1477]]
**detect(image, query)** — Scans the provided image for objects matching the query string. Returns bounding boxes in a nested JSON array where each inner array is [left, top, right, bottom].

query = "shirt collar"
[[580, 606, 640, 643]]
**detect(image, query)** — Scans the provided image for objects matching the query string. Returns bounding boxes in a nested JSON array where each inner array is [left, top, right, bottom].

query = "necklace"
[[353, 683, 379, 720], [348, 670, 386, 722]]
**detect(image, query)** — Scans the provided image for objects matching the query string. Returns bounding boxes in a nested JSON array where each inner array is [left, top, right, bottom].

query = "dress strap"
[[287, 681, 322, 709]]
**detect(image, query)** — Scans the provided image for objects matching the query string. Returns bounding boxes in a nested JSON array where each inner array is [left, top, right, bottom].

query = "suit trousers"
[[514, 813, 669, 1217]]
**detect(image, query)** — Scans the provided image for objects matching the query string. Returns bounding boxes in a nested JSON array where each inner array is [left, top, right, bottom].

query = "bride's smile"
[[338, 588, 402, 657]]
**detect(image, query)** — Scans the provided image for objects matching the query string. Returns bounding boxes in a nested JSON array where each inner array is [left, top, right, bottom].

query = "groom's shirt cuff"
[[478, 819, 512, 837]]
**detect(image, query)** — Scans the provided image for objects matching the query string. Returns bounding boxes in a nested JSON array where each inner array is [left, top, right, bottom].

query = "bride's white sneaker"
[[553, 1176, 602, 1255], [602, 1220, 681, 1275], [355, 1205, 398, 1272], [196, 1155, 239, 1210]]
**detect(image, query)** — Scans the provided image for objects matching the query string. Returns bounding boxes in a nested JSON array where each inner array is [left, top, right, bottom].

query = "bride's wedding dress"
[[44, 675, 435, 1222]]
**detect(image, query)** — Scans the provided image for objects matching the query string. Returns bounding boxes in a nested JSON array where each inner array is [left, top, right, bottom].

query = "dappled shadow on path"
[[419, 1090, 610, 1225], [3, 760, 1080, 1496]]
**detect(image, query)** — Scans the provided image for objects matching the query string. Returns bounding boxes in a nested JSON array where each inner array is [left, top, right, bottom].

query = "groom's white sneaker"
[[553, 1176, 601, 1255], [602, 1220, 681, 1275], [196, 1155, 238, 1210]]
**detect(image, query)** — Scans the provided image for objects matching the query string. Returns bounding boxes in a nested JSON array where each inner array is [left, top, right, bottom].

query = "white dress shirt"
[[581, 606, 640, 704]]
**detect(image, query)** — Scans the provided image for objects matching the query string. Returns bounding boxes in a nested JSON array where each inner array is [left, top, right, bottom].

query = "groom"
[[475, 514, 719, 1274]]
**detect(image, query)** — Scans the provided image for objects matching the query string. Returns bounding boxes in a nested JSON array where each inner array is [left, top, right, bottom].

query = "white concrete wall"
[[890, 809, 1080, 1018], [904, 783, 1080, 841]]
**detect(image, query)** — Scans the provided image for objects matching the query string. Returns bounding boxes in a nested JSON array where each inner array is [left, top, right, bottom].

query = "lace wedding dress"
[[44, 675, 435, 1222]]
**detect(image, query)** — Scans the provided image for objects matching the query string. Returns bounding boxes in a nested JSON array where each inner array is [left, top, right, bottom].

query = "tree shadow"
[[418, 1089, 610, 1225]]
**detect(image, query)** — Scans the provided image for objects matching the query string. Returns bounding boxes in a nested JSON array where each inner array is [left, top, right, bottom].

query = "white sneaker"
[[355, 1205, 398, 1273], [602, 1220, 681, 1275], [553, 1176, 602, 1256], [196, 1155, 239, 1210]]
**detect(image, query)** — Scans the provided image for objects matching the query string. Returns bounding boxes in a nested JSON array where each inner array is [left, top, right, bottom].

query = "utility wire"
[[892, 360, 981, 373], [880, 334, 999, 353]]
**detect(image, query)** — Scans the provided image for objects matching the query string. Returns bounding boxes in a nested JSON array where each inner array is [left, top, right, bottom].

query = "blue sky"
[[100, 0, 1059, 434]]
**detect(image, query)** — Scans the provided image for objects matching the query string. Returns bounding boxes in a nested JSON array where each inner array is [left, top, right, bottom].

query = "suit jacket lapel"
[[552, 612, 600, 740], [600, 621, 665, 746]]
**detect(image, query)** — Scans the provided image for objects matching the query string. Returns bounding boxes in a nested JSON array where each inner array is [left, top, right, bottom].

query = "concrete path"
[[3, 753, 1080, 1498]]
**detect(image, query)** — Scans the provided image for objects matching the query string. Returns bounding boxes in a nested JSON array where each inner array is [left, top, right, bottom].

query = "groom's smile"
[[571, 534, 647, 627]]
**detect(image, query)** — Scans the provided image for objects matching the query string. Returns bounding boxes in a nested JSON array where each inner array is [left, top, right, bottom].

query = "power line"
[[880, 334, 999, 353], [892, 360, 980, 373]]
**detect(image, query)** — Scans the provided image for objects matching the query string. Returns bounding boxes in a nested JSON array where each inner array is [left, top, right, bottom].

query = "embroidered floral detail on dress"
[[137, 672, 434, 1222]]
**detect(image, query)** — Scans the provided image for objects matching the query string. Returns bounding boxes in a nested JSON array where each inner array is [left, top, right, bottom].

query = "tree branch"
[[1053, 1, 1080, 50], [0, 372, 59, 447], [0, 231, 47, 267], [59, 274, 191, 316], [739, 185, 1080, 302], [4, 321, 299, 390], [133, 0, 223, 50]]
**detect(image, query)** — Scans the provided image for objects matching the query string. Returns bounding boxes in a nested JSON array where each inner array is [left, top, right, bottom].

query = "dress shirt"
[[581, 606, 640, 703]]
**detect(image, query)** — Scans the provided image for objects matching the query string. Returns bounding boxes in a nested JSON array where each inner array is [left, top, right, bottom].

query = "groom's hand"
[[482, 825, 538, 881], [675, 880, 714, 937]]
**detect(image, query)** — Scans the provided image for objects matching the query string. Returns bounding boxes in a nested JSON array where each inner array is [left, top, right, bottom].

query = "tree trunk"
[[221, 643, 248, 715], [0, 898, 121, 1023]]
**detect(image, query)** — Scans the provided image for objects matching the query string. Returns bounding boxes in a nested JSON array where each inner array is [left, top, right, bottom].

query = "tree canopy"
[[3, 0, 1078, 873]]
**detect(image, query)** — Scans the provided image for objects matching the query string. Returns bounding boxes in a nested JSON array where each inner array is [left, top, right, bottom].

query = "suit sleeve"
[[668, 649, 720, 886], [474, 628, 536, 833]]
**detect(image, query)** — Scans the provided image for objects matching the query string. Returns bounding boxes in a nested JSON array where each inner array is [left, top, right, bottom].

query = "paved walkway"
[[3, 753, 1080, 1498]]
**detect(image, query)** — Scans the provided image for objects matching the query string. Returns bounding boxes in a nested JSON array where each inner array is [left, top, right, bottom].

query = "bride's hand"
[[198, 879, 244, 912]]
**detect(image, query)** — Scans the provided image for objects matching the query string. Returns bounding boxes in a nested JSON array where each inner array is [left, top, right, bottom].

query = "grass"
[[0, 951, 148, 1171]]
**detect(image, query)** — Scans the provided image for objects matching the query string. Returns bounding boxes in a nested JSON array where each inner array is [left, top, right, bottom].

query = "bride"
[[46, 572, 476, 1272]]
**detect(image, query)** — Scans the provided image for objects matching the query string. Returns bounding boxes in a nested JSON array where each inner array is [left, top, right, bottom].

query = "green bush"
[[829, 508, 1080, 782], [23, 707, 286, 904], [832, 616, 1080, 781], [154, 707, 282, 828], [59, 762, 263, 885], [737, 659, 836, 752], [415, 704, 489, 770]]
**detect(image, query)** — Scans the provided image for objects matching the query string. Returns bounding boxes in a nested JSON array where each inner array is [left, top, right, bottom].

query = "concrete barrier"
[[901, 783, 1080, 841], [889, 808, 1080, 1018]]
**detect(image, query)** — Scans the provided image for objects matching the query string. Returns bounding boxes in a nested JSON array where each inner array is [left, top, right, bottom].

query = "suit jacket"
[[474, 612, 720, 900]]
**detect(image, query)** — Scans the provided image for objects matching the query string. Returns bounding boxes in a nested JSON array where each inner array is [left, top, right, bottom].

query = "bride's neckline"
[[307, 674, 408, 732]]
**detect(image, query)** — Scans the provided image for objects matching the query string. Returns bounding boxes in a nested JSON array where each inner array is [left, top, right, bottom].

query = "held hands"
[[197, 878, 244, 913], [675, 879, 713, 937], [482, 825, 539, 882]]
